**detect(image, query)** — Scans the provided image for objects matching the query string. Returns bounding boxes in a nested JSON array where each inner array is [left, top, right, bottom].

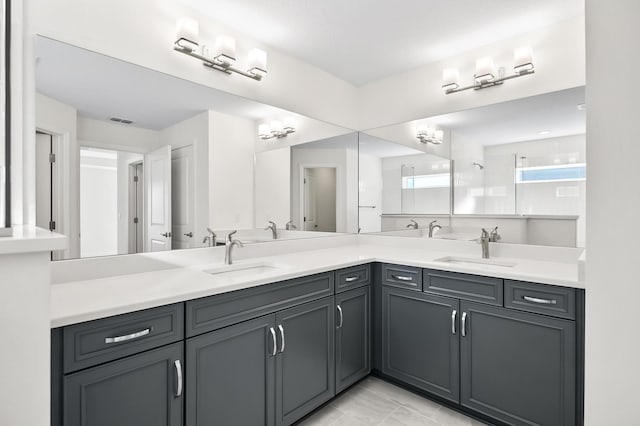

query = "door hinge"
[[49, 153, 56, 163], [304, 216, 307, 222], [49, 220, 56, 231], [304, 178, 306, 184], [133, 175, 139, 183], [133, 217, 139, 224]]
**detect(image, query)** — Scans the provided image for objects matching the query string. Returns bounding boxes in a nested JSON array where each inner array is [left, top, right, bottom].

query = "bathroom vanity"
[[49, 238, 584, 426]]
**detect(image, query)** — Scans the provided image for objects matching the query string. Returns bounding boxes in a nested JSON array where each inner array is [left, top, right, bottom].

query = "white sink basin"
[[202, 262, 283, 279], [434, 256, 517, 268]]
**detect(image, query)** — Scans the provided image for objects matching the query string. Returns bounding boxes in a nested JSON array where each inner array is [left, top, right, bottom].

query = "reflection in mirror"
[[35, 36, 354, 260], [0, 0, 8, 235], [360, 87, 586, 247]]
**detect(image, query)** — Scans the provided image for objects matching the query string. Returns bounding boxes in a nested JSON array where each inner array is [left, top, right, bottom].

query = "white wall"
[[160, 112, 210, 244], [584, 1, 640, 423], [358, 152, 383, 233], [358, 17, 585, 130], [254, 148, 291, 226], [451, 132, 486, 214], [209, 111, 255, 230], [78, 116, 161, 153], [35, 93, 79, 258]]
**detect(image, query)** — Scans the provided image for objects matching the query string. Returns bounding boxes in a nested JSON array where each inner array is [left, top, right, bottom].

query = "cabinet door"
[[275, 297, 335, 425], [460, 301, 576, 426], [335, 286, 370, 393], [186, 314, 277, 426], [382, 287, 460, 403], [64, 342, 183, 426]]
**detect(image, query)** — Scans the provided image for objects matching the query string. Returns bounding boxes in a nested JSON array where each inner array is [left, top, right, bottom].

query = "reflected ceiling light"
[[576, 103, 586, 111], [442, 46, 535, 94], [259, 118, 296, 140], [174, 18, 267, 81], [538, 130, 552, 136], [416, 125, 443, 144]]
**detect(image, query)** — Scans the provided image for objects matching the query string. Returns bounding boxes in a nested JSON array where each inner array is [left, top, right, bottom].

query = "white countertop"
[[0, 225, 67, 255], [50, 236, 584, 328]]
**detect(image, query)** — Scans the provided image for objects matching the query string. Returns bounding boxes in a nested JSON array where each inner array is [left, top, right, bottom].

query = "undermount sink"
[[434, 256, 517, 268], [202, 262, 283, 279]]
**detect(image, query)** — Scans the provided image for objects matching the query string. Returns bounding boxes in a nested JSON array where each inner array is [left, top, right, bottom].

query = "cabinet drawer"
[[423, 269, 503, 306], [381, 264, 422, 291], [505, 280, 576, 320], [335, 264, 370, 293], [186, 272, 334, 337], [63, 303, 184, 373]]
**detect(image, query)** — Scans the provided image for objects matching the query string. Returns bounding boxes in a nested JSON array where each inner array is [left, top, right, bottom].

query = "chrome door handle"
[[337, 305, 344, 329], [345, 276, 359, 282], [523, 296, 557, 305], [461, 312, 468, 337], [184, 232, 193, 238], [174, 359, 183, 397], [269, 327, 277, 356], [392, 275, 412, 281], [278, 325, 285, 353], [161, 232, 172, 238], [104, 328, 151, 344], [451, 310, 457, 335]]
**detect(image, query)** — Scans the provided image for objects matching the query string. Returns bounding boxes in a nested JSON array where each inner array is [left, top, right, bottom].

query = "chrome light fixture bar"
[[442, 46, 534, 94], [259, 118, 296, 140], [174, 18, 267, 81], [416, 125, 443, 144]]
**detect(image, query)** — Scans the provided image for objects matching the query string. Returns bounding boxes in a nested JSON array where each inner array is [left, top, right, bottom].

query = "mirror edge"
[[0, 0, 10, 236]]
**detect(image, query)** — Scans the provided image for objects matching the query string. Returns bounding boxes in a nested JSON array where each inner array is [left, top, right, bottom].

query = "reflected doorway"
[[303, 167, 336, 232]]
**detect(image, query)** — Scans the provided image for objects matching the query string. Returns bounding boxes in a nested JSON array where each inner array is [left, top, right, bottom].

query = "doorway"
[[128, 162, 144, 254], [35, 130, 61, 259], [303, 167, 337, 232]]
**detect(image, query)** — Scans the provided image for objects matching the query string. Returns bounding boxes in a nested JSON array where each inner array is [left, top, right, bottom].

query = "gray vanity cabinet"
[[382, 286, 460, 403], [63, 342, 184, 426], [185, 315, 277, 426], [460, 301, 576, 426], [335, 286, 370, 393], [276, 296, 336, 425]]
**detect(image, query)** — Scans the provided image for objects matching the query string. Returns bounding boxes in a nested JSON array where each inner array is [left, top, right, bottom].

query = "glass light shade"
[[416, 124, 428, 136], [475, 56, 496, 83], [176, 18, 199, 50], [270, 121, 284, 133], [442, 68, 460, 90], [426, 127, 436, 138], [283, 117, 296, 131], [434, 129, 444, 143], [258, 123, 271, 138], [514, 46, 534, 74], [248, 48, 268, 77], [214, 35, 236, 65]]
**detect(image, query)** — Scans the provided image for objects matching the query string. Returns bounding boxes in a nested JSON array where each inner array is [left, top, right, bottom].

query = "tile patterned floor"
[[298, 377, 488, 426]]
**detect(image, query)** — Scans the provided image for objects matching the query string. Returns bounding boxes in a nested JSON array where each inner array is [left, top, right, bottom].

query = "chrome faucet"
[[480, 228, 491, 259], [407, 220, 418, 229], [285, 220, 297, 230], [428, 220, 442, 238], [202, 228, 217, 247], [489, 226, 501, 243], [265, 221, 278, 239], [224, 230, 244, 265]]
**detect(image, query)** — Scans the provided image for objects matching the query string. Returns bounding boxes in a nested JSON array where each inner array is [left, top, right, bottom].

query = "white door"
[[145, 145, 172, 251], [303, 168, 316, 231], [171, 145, 194, 250]]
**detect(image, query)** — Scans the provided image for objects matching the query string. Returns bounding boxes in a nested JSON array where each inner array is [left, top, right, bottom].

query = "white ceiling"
[[433, 86, 585, 146], [185, 0, 584, 85], [35, 37, 295, 130], [358, 133, 423, 158]]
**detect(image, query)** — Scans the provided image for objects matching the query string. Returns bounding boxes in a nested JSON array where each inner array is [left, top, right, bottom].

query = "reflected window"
[[516, 163, 586, 184], [402, 173, 450, 189]]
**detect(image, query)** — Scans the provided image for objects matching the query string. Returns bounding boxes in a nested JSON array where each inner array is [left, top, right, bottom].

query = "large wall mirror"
[[0, 0, 9, 236], [360, 86, 586, 247], [35, 36, 355, 260]]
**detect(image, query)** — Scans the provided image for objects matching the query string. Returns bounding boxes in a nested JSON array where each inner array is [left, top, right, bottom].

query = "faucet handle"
[[489, 226, 501, 242], [481, 228, 490, 239], [226, 230, 238, 243]]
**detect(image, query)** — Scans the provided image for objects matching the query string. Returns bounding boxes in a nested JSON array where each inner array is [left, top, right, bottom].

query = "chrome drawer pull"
[[345, 276, 359, 282], [104, 328, 151, 344], [269, 327, 277, 356], [174, 359, 183, 397], [461, 312, 468, 337], [451, 310, 457, 335], [337, 305, 344, 329], [392, 275, 412, 281], [523, 296, 557, 305], [278, 325, 285, 353]]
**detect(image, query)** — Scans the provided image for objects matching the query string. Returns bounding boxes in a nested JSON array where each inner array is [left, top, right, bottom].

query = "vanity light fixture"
[[416, 125, 443, 144], [174, 18, 268, 81], [442, 46, 535, 94], [259, 117, 296, 140]]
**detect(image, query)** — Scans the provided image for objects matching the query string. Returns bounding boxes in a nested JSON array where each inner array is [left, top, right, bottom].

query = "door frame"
[[298, 164, 340, 231]]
